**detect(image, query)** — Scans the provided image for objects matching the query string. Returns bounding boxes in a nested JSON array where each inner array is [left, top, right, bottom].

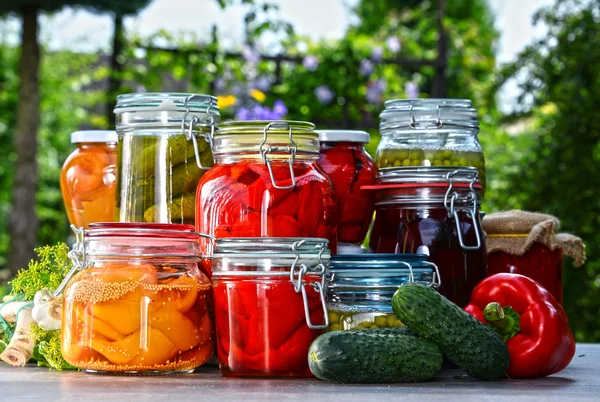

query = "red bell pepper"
[[465, 273, 575, 378]]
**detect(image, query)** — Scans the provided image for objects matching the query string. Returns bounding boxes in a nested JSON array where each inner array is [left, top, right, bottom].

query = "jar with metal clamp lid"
[[114, 93, 220, 225], [364, 167, 486, 307], [211, 237, 330, 378], [59, 223, 214, 374], [196, 121, 337, 263], [326, 253, 439, 331], [377, 99, 486, 189]]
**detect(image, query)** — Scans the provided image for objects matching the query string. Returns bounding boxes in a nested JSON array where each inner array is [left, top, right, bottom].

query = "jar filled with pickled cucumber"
[[114, 93, 220, 225], [325, 254, 438, 331], [377, 99, 486, 190], [60, 223, 214, 374]]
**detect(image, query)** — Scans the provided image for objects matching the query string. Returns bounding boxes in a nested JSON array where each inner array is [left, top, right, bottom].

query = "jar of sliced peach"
[[61, 223, 214, 374]]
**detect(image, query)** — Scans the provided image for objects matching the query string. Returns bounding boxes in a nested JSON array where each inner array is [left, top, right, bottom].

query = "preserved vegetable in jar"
[[60, 223, 214, 373], [365, 167, 486, 307], [377, 99, 486, 189], [317, 130, 376, 251], [196, 121, 336, 261], [114, 93, 220, 225], [326, 254, 438, 331], [60, 131, 118, 228], [211, 238, 329, 377]]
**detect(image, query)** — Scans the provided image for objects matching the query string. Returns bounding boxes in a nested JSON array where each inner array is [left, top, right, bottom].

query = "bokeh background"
[[0, 0, 598, 341]]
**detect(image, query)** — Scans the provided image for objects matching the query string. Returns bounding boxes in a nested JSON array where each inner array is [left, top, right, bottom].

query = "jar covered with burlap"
[[483, 210, 585, 304]]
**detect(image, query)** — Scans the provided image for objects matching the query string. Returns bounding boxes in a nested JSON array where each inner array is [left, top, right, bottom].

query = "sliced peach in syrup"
[[128, 328, 178, 367], [90, 287, 147, 335], [151, 305, 201, 351], [90, 330, 141, 365]]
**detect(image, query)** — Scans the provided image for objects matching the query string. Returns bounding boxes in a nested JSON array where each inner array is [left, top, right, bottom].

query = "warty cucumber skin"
[[308, 328, 442, 383], [392, 283, 510, 380]]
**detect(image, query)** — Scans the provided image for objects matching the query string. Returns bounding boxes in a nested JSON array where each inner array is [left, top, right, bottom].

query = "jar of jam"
[[365, 167, 486, 307], [377, 99, 486, 189], [114, 93, 220, 225], [326, 254, 438, 331], [211, 237, 330, 378], [60, 223, 214, 374], [317, 130, 377, 252], [196, 121, 337, 261], [60, 130, 118, 228]]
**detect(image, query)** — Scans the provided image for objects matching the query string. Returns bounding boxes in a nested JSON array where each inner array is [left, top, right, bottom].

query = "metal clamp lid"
[[259, 121, 298, 190], [181, 94, 217, 170], [444, 170, 482, 250]]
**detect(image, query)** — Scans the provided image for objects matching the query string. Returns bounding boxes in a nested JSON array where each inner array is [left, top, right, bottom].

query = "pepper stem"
[[483, 302, 521, 342]]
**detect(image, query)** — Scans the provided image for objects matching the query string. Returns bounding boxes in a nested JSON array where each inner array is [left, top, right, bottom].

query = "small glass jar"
[[377, 99, 486, 189], [317, 130, 377, 251], [60, 223, 214, 374], [196, 121, 337, 262], [114, 93, 220, 225], [326, 254, 438, 331], [211, 237, 330, 378], [365, 167, 486, 307], [60, 131, 118, 228]]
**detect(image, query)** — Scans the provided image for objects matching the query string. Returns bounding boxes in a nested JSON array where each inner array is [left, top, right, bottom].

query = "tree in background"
[[494, 0, 600, 341]]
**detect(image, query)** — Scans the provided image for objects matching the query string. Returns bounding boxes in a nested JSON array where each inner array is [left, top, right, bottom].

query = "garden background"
[[0, 0, 598, 341]]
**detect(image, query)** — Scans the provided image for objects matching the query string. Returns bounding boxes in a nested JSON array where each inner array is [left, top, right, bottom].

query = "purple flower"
[[314, 85, 334, 104], [303, 55, 319, 71], [405, 81, 420, 98], [359, 59, 374, 77], [366, 79, 387, 105], [242, 45, 261, 65], [272, 100, 288, 118], [214, 78, 226, 93], [235, 106, 251, 120], [254, 76, 272, 92], [386, 36, 401, 53], [371, 46, 383, 62]]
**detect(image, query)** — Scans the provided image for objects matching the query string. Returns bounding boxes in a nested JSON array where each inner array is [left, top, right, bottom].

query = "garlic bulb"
[[31, 289, 62, 331]]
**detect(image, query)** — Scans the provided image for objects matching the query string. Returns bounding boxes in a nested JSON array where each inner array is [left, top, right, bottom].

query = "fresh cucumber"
[[308, 327, 442, 383], [392, 283, 509, 380]]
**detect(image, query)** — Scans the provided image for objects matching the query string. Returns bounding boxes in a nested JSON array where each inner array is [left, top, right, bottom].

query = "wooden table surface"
[[0, 344, 598, 401]]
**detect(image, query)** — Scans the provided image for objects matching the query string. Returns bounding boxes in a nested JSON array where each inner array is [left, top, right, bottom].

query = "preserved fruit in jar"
[[60, 131, 118, 228]]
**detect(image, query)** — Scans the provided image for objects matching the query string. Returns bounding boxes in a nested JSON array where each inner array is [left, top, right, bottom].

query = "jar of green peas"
[[377, 99, 486, 190]]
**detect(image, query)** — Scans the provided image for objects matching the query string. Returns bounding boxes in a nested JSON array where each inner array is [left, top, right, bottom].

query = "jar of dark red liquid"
[[317, 130, 377, 253], [365, 166, 486, 307], [196, 121, 337, 265], [211, 237, 330, 377], [483, 210, 586, 305]]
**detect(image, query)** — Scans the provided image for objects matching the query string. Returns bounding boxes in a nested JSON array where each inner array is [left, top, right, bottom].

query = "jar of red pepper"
[[196, 121, 337, 266], [364, 166, 486, 307], [317, 130, 377, 253], [211, 237, 330, 378]]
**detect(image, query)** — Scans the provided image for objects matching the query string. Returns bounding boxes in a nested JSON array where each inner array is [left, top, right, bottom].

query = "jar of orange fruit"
[[60, 223, 214, 374], [60, 131, 118, 228]]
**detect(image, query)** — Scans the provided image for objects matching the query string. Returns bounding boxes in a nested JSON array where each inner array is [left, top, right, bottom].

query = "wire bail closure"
[[408, 104, 444, 130], [54, 225, 87, 297], [444, 170, 482, 250], [181, 94, 216, 170], [289, 239, 329, 330], [259, 121, 298, 190]]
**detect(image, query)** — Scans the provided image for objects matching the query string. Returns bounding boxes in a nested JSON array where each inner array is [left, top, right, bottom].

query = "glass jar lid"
[[376, 166, 481, 186], [114, 93, 219, 115], [380, 99, 479, 132], [316, 130, 370, 144], [71, 130, 118, 144]]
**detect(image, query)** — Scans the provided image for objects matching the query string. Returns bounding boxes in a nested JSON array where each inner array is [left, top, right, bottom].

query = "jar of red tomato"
[[211, 237, 330, 378], [365, 166, 486, 307], [196, 121, 337, 262], [317, 130, 376, 253]]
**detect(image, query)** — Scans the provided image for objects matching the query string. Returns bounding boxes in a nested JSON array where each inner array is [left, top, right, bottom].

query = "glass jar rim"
[[213, 237, 329, 257], [375, 166, 481, 186], [114, 92, 220, 115], [380, 98, 479, 130], [87, 222, 210, 241], [216, 120, 316, 136]]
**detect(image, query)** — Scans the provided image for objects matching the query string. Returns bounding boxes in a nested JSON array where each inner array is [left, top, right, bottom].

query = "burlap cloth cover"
[[482, 210, 586, 266]]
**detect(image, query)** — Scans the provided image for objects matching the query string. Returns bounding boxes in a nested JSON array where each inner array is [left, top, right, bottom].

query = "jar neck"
[[77, 142, 117, 150], [212, 134, 319, 164], [320, 141, 366, 152]]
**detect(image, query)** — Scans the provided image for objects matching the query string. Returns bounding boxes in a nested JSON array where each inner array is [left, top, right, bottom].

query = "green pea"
[[393, 320, 403, 327], [374, 316, 388, 327], [370, 324, 379, 329], [452, 161, 460, 166], [386, 315, 397, 328], [458, 158, 468, 166], [433, 159, 443, 166], [328, 311, 340, 323], [443, 160, 452, 166], [329, 323, 341, 332], [397, 151, 409, 160], [402, 159, 411, 166], [411, 159, 422, 166], [393, 160, 402, 167], [442, 150, 454, 159]]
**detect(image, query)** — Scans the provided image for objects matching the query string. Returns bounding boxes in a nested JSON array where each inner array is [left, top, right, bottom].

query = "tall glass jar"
[[317, 130, 377, 252], [60, 130, 118, 228], [211, 237, 330, 378], [114, 93, 220, 225], [60, 223, 214, 374], [377, 99, 486, 189], [365, 167, 486, 307], [326, 254, 438, 331], [196, 121, 337, 263]]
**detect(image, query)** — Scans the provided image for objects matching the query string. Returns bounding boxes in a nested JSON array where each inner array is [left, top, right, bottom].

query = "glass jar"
[[60, 131, 118, 228], [60, 223, 214, 374], [114, 93, 220, 225], [326, 254, 438, 331], [211, 237, 330, 378], [317, 130, 377, 251], [366, 167, 486, 307], [377, 99, 486, 189], [196, 121, 337, 262]]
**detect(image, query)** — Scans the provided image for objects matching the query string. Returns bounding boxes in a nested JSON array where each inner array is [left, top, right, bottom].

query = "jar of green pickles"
[[325, 254, 439, 331], [377, 99, 485, 189], [114, 93, 220, 225]]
